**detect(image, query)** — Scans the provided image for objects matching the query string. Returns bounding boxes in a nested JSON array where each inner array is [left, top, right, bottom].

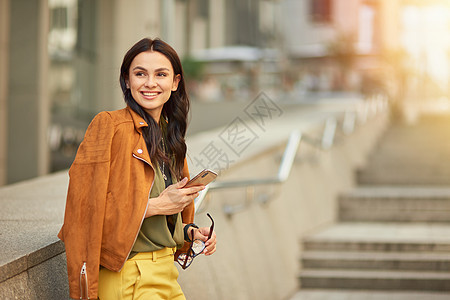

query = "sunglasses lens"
[[191, 240, 205, 255], [177, 253, 193, 268]]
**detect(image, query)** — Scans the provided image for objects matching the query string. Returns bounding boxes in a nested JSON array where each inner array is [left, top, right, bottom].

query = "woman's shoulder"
[[91, 108, 133, 127], [103, 107, 130, 122]]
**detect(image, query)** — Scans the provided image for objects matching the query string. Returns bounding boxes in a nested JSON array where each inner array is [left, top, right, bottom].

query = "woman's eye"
[[157, 72, 168, 77], [135, 72, 145, 77]]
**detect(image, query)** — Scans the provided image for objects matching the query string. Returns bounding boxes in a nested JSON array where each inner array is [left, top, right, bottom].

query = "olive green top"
[[129, 161, 184, 257], [129, 118, 184, 257]]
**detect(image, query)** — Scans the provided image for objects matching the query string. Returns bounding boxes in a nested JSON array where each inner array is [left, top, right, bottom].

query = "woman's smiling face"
[[127, 51, 180, 121]]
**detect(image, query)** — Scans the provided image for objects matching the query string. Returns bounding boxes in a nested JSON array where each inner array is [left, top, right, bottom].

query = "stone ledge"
[[0, 241, 64, 283], [0, 172, 68, 283]]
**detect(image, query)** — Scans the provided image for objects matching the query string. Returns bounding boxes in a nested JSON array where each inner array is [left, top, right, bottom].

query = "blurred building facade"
[[0, 0, 282, 185], [281, 0, 449, 100], [1, 0, 448, 185], [280, 0, 401, 95]]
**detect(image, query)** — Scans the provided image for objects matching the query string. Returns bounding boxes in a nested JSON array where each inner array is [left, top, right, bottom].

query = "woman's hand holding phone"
[[145, 169, 217, 218], [185, 169, 217, 188], [145, 177, 205, 217]]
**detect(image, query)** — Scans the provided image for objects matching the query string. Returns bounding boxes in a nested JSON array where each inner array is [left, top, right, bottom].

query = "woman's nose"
[[144, 76, 157, 87]]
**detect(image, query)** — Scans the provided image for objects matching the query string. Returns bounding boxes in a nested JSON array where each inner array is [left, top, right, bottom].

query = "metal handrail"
[[194, 96, 388, 215], [321, 117, 337, 149], [342, 110, 356, 135], [299, 116, 337, 150], [194, 130, 302, 213]]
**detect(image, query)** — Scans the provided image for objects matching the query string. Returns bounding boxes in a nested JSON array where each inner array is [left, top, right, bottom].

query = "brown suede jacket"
[[58, 107, 194, 300]]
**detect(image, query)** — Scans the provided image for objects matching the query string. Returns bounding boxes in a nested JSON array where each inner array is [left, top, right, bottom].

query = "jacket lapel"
[[127, 107, 153, 167]]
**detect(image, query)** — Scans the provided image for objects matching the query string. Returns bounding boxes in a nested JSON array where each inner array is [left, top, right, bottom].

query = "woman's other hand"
[[146, 177, 204, 217], [194, 227, 217, 256]]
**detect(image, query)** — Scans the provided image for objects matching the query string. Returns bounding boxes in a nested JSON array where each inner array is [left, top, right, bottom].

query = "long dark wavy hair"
[[119, 38, 189, 180]]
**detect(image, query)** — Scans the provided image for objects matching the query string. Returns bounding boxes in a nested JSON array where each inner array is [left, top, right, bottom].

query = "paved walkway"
[[291, 289, 450, 299], [305, 222, 450, 245]]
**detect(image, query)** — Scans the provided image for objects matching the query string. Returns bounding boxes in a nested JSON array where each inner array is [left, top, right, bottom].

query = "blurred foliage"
[[360, 72, 388, 96], [181, 56, 205, 81], [327, 32, 357, 90], [327, 32, 357, 71], [381, 48, 413, 119], [382, 48, 412, 81]]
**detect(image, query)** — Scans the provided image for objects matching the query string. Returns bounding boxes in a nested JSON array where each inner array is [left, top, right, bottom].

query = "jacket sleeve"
[[180, 159, 195, 223], [58, 112, 114, 300]]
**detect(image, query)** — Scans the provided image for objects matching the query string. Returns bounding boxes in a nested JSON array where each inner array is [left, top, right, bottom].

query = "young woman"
[[58, 38, 217, 300]]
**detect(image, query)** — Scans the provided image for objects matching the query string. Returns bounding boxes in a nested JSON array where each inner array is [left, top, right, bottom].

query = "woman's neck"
[[145, 108, 163, 124]]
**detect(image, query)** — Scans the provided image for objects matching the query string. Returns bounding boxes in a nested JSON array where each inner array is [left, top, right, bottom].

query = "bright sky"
[[401, 4, 450, 89]]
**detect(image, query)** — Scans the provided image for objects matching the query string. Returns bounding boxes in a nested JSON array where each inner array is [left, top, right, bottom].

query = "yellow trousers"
[[98, 247, 186, 300]]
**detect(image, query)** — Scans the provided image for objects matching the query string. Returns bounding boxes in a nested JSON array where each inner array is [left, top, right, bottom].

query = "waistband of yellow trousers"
[[129, 247, 177, 262]]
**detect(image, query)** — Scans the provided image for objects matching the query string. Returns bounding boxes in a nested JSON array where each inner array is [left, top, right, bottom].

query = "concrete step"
[[377, 136, 450, 144], [304, 239, 450, 253], [379, 129, 450, 138], [302, 251, 450, 271], [356, 116, 450, 187], [363, 158, 450, 168], [300, 224, 450, 292], [339, 187, 450, 222], [290, 289, 450, 300], [299, 269, 450, 291], [365, 156, 450, 166], [361, 155, 450, 174], [303, 223, 450, 253], [370, 141, 450, 150], [362, 155, 450, 165], [366, 145, 450, 159], [373, 138, 450, 147], [357, 170, 450, 186]]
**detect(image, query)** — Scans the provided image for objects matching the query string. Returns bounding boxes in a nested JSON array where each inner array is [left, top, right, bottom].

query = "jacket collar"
[[126, 106, 168, 130], [126, 106, 148, 131]]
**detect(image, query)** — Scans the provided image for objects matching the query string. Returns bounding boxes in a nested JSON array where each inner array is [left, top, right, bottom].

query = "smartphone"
[[185, 169, 218, 188]]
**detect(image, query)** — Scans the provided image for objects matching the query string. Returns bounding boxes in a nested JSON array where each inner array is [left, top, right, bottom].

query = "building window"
[[76, 0, 97, 60], [197, 0, 209, 18], [357, 4, 376, 53], [51, 7, 68, 29], [310, 0, 332, 23]]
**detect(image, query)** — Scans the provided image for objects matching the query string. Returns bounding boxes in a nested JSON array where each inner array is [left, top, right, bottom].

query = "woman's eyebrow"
[[132, 66, 170, 72], [132, 66, 147, 72], [155, 67, 170, 72]]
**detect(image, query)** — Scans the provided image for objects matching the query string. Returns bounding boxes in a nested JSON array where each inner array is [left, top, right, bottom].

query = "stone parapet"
[[0, 172, 69, 298]]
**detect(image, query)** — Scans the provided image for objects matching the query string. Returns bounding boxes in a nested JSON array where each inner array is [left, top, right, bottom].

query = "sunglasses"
[[177, 213, 214, 269]]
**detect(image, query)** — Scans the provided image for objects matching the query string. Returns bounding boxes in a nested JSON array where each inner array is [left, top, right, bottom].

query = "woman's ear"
[[172, 74, 181, 91]]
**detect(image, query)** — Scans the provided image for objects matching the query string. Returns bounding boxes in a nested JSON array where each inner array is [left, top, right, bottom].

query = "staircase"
[[357, 115, 450, 186], [298, 114, 450, 297]]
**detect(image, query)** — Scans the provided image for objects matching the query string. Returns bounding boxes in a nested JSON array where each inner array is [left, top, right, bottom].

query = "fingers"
[[194, 227, 208, 240], [195, 227, 216, 256], [184, 185, 205, 195], [188, 192, 200, 202], [164, 180, 203, 200], [177, 177, 188, 188], [204, 231, 216, 256], [173, 178, 204, 194]]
